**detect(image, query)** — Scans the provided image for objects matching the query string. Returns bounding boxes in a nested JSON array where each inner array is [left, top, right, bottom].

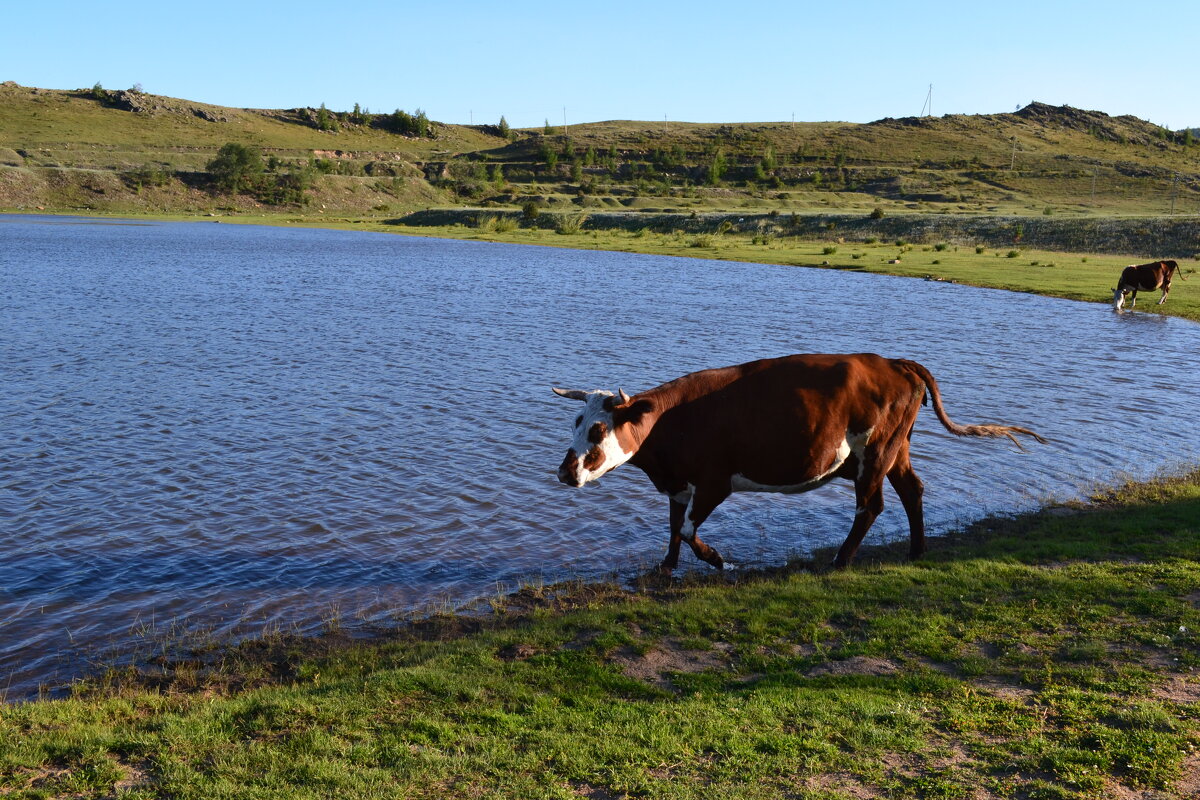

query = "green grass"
[[2, 470, 1199, 798]]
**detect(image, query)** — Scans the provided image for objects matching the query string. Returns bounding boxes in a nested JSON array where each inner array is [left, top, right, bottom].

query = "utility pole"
[[1010, 136, 1018, 170], [920, 84, 932, 117], [1170, 172, 1178, 214], [1091, 170, 1097, 206], [563, 106, 567, 135]]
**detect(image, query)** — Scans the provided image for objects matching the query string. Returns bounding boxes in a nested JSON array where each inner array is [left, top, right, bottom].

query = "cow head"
[[1112, 287, 1126, 310], [552, 387, 643, 486]]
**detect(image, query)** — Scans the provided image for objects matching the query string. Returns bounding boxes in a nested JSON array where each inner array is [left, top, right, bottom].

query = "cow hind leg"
[[887, 456, 926, 560], [832, 473, 887, 569]]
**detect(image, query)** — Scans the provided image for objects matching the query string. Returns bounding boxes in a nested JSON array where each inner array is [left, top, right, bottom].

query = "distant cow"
[[1112, 260, 1184, 310], [554, 354, 1045, 571]]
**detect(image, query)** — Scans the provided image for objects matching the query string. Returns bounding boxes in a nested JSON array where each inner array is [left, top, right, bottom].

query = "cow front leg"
[[679, 484, 729, 569], [1129, 290, 1138, 309], [660, 499, 687, 574]]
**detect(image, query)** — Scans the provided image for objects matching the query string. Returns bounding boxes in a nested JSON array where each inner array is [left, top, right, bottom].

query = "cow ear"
[[552, 387, 588, 401]]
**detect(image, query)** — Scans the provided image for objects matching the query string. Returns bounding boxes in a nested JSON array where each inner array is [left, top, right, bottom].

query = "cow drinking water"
[[554, 354, 1045, 571], [1112, 260, 1183, 310]]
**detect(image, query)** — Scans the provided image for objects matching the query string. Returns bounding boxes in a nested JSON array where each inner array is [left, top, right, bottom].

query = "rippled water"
[[3, 214, 1199, 698]]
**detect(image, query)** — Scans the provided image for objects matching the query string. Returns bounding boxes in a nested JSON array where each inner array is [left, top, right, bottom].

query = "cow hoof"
[[708, 552, 725, 570]]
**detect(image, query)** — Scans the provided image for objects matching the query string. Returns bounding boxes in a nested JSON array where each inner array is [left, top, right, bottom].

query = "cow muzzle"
[[558, 449, 582, 487]]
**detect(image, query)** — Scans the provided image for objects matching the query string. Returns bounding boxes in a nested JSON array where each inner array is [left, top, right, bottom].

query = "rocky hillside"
[[1, 81, 1198, 218]]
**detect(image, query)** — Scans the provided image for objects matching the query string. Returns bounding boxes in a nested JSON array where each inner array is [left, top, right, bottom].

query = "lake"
[[2, 214, 1199, 699]]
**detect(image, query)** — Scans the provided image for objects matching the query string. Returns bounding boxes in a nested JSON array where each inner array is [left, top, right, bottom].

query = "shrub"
[[895, 239, 908, 247], [976, 245, 986, 254], [521, 201, 541, 224], [1007, 250, 1020, 258], [555, 213, 588, 235], [869, 206, 885, 219], [690, 235, 715, 248], [822, 246, 838, 255], [207, 142, 264, 193], [934, 242, 949, 251]]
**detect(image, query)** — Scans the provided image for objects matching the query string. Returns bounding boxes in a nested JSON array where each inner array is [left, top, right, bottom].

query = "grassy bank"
[[2, 469, 1199, 799]]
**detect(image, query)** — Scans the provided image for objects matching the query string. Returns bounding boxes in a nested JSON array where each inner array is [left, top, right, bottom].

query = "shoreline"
[[32, 462, 1200, 703], [4, 466, 1198, 798]]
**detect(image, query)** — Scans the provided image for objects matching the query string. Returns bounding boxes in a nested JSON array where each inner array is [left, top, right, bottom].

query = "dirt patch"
[[497, 643, 538, 661], [1177, 752, 1200, 799], [806, 656, 900, 678], [1153, 673, 1200, 705], [801, 771, 883, 798], [570, 782, 621, 799], [973, 677, 1037, 702], [609, 639, 732, 689]]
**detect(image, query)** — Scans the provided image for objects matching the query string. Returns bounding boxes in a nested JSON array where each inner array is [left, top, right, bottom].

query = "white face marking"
[[730, 429, 872, 495], [1112, 289, 1125, 310], [564, 391, 634, 485]]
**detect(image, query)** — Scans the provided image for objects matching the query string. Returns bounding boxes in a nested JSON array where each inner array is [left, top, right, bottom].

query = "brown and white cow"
[[1112, 260, 1184, 310], [554, 354, 1044, 571]]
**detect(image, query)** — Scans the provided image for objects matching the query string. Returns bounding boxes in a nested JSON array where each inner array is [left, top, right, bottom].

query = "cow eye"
[[588, 422, 608, 443]]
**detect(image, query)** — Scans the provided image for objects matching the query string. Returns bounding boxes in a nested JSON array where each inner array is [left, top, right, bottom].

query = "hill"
[[1, 81, 1198, 218]]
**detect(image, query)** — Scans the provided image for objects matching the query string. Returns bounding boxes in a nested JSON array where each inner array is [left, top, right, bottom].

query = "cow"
[[1112, 260, 1185, 310], [554, 353, 1045, 571]]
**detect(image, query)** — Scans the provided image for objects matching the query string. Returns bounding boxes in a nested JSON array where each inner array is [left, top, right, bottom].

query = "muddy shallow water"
[[3, 214, 1199, 698]]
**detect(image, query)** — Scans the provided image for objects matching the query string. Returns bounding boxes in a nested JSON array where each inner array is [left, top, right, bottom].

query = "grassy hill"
[[2, 81, 1198, 218]]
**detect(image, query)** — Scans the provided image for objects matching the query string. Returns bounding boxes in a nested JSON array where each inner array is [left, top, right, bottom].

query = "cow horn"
[[552, 387, 589, 401], [618, 388, 632, 405]]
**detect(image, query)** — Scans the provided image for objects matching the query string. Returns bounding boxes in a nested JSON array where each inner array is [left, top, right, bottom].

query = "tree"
[[498, 115, 510, 139], [316, 103, 338, 132], [207, 142, 264, 193], [706, 149, 727, 186]]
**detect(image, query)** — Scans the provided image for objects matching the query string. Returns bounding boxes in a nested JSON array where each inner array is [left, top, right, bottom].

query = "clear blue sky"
[[4, 0, 1195, 130]]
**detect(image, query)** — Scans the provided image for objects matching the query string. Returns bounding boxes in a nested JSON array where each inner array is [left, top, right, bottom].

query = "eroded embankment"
[[394, 208, 1200, 257]]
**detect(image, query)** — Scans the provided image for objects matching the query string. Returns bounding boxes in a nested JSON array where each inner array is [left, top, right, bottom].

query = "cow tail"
[[1169, 260, 1187, 281], [896, 360, 1047, 450]]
